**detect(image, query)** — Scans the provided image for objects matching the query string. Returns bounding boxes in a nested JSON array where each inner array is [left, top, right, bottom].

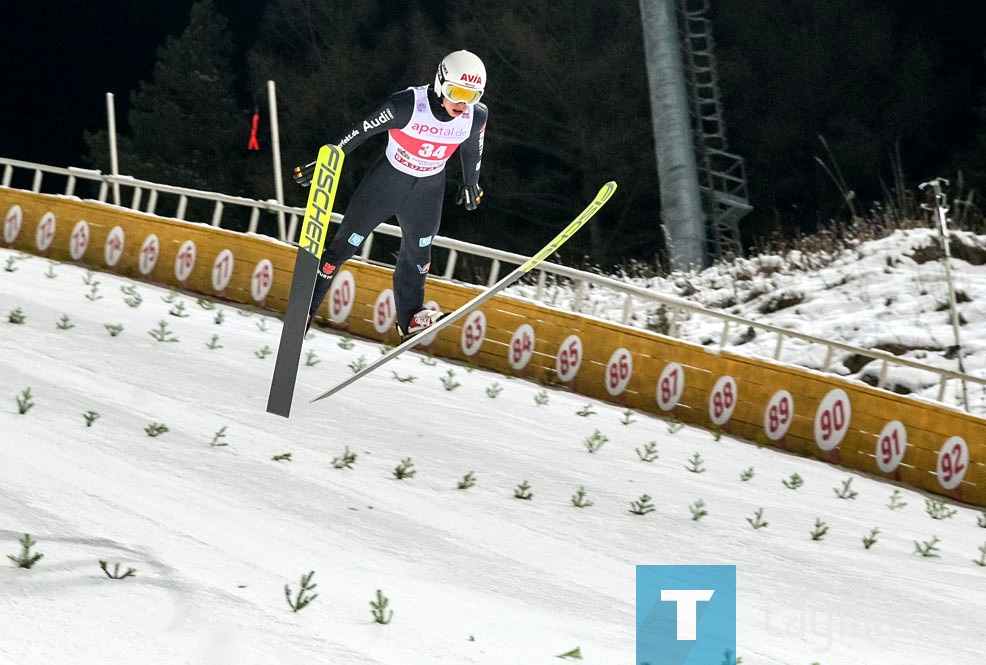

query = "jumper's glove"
[[292, 160, 316, 188], [456, 183, 483, 211]]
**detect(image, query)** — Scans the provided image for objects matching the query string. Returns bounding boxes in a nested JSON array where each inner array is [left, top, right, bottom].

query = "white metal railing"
[[1, 157, 308, 241], [4, 156, 984, 415]]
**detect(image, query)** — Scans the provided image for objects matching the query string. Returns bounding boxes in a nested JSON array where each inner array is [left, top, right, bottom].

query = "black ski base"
[[266, 250, 319, 418]]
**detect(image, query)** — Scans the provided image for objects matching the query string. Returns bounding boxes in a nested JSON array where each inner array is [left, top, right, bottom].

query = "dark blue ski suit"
[[306, 85, 487, 332]]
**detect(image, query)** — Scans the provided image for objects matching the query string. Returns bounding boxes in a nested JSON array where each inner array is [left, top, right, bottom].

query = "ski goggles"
[[441, 82, 483, 105]]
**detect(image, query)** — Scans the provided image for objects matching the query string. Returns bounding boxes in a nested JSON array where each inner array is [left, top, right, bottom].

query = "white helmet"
[[434, 50, 486, 105]]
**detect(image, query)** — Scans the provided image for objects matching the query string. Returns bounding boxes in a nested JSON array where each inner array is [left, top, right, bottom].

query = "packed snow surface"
[[2, 237, 986, 664]]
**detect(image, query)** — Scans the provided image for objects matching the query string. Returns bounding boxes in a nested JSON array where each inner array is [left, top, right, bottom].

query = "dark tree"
[[245, 0, 660, 267], [245, 0, 442, 208], [85, 1, 245, 196], [448, 1, 662, 267], [712, 0, 949, 240], [76, 0, 986, 263], [955, 48, 986, 224]]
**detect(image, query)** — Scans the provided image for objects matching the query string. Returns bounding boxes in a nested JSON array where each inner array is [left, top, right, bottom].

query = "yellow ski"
[[311, 180, 617, 403], [267, 145, 345, 417]]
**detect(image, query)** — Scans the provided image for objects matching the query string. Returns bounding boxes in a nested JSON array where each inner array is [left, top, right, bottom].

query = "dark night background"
[[2, 1, 986, 267], [0, 1, 265, 167]]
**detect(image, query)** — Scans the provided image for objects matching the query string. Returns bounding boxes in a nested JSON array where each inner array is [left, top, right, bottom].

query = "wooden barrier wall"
[[3, 190, 984, 506]]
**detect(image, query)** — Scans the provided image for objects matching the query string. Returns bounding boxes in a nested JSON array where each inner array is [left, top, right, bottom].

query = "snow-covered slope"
[[510, 228, 986, 415], [2, 244, 986, 665]]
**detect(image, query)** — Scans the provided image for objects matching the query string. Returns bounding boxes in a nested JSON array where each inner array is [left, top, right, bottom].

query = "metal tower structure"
[[676, 0, 752, 260], [639, 0, 707, 269]]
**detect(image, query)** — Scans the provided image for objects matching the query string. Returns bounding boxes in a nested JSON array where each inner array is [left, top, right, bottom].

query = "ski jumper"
[[309, 85, 488, 332]]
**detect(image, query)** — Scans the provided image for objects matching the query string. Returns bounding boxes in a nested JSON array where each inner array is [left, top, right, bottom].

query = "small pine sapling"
[[145, 422, 168, 437], [620, 409, 636, 425], [56, 315, 75, 330], [393, 457, 416, 479], [104, 323, 124, 337], [689, 499, 709, 521], [210, 426, 229, 447], [576, 403, 596, 417], [304, 350, 320, 366], [709, 423, 724, 441], [99, 560, 136, 579], [169, 301, 189, 317], [83, 411, 100, 427], [513, 480, 533, 500], [9, 307, 26, 324], [85, 283, 103, 302], [255, 346, 273, 359], [974, 543, 986, 567], [739, 467, 755, 482], [391, 371, 416, 383], [747, 508, 769, 530], [556, 646, 582, 660], [636, 441, 659, 462], [782, 473, 804, 490], [534, 390, 549, 406], [332, 447, 357, 469], [148, 321, 179, 342], [571, 486, 593, 508], [272, 452, 293, 462], [685, 452, 706, 473], [213, 310, 225, 325], [834, 477, 858, 499], [7, 534, 44, 568], [925, 498, 957, 520], [4, 256, 17, 272], [338, 336, 355, 350], [666, 418, 685, 434], [457, 472, 476, 489], [121, 285, 142, 308], [485, 382, 504, 398], [349, 355, 368, 373], [419, 355, 437, 366], [255, 319, 270, 332], [16, 387, 34, 414], [887, 489, 907, 510], [205, 334, 222, 349], [977, 512, 986, 529], [285, 571, 318, 612], [913, 535, 941, 558], [370, 589, 394, 624], [862, 527, 880, 550], [440, 370, 461, 391], [630, 494, 655, 515], [196, 298, 216, 310], [810, 518, 829, 541], [583, 429, 608, 453], [45, 264, 57, 279]]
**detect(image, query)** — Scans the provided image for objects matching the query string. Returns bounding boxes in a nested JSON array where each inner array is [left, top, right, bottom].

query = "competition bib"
[[385, 86, 474, 177]]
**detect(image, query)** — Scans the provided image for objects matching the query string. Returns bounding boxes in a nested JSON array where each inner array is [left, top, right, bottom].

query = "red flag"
[[248, 110, 260, 151]]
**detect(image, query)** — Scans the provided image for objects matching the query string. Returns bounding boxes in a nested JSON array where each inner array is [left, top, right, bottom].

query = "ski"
[[267, 144, 345, 418], [310, 180, 617, 403]]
